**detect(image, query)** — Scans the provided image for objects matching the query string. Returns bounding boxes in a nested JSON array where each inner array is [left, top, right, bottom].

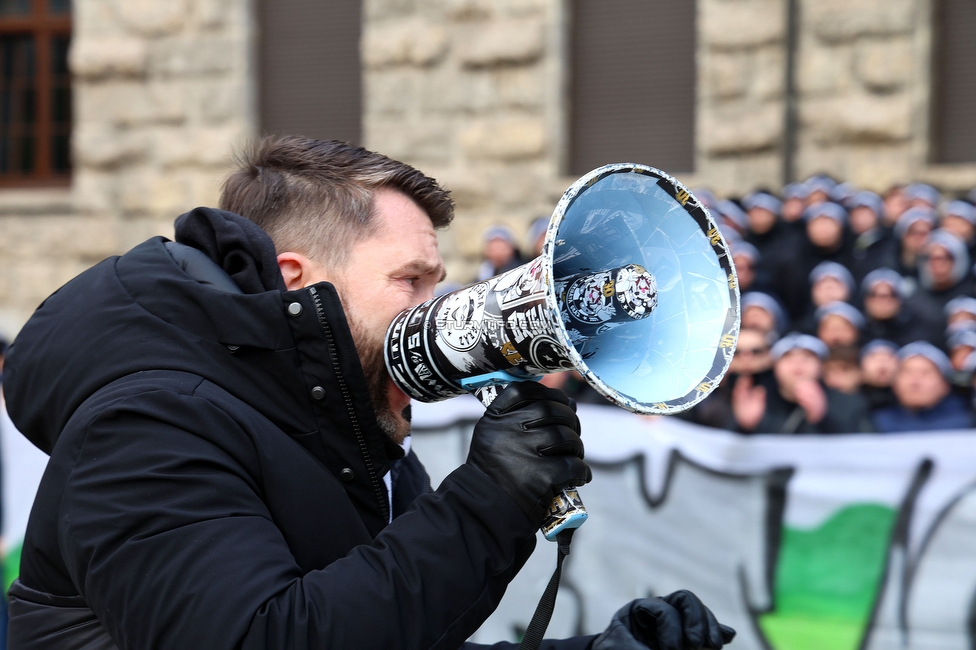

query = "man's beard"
[[347, 314, 412, 444]]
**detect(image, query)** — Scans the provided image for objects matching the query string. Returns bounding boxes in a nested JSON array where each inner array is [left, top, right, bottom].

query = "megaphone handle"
[[472, 384, 589, 542]]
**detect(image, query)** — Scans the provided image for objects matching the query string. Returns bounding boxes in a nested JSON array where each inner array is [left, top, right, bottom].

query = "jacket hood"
[[4, 208, 392, 466]]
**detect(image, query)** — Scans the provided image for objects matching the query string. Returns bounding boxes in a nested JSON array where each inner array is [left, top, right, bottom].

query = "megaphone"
[[385, 163, 740, 539]]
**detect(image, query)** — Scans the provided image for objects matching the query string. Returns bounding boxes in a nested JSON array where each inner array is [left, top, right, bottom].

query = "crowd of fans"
[[476, 176, 976, 434]]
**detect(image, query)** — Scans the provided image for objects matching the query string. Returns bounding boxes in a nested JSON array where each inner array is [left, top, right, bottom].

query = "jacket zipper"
[[308, 286, 390, 523]]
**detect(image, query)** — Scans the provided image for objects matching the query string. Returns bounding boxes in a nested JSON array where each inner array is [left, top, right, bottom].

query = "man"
[[4, 138, 732, 649], [679, 327, 774, 431], [847, 190, 896, 282], [477, 224, 524, 281], [741, 190, 805, 318], [859, 340, 899, 412], [916, 230, 975, 311], [873, 342, 975, 432], [732, 332, 873, 434], [859, 268, 932, 346], [814, 301, 864, 349]]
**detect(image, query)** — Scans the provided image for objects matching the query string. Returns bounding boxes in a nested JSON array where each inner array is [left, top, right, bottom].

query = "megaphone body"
[[385, 163, 740, 539]]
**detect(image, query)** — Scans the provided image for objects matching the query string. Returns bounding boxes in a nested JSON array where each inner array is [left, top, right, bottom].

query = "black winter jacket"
[[3, 208, 594, 650]]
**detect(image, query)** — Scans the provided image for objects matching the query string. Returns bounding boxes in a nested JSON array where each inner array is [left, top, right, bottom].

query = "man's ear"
[[277, 252, 326, 291]]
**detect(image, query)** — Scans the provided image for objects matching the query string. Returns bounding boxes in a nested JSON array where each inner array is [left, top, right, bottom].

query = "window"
[[568, 0, 696, 176], [0, 0, 71, 186], [930, 0, 976, 164], [258, 0, 362, 144]]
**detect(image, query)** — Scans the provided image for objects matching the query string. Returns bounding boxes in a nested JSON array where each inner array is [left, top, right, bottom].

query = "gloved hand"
[[591, 591, 736, 650], [466, 381, 591, 527]]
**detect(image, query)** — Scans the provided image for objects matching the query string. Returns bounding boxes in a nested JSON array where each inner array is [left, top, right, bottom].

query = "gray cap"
[[803, 201, 847, 224], [743, 191, 783, 216], [771, 332, 829, 361], [717, 199, 748, 229], [849, 190, 884, 217], [731, 241, 761, 264], [921, 229, 970, 290], [816, 301, 866, 330], [831, 182, 858, 206], [862, 268, 906, 298], [742, 291, 788, 335], [483, 224, 516, 245], [945, 296, 976, 319], [947, 328, 976, 352], [898, 341, 952, 378], [783, 182, 807, 200], [861, 339, 899, 360], [803, 175, 838, 197], [894, 207, 937, 239], [809, 261, 855, 294], [943, 200, 976, 226], [906, 183, 942, 207]]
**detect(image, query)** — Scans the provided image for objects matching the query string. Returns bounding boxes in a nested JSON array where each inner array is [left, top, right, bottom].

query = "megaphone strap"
[[519, 529, 575, 650]]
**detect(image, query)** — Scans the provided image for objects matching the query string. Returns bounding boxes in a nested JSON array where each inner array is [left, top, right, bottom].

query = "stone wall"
[[362, 0, 570, 283], [3, 0, 975, 336], [0, 0, 254, 336], [691, 0, 976, 196], [692, 0, 788, 196]]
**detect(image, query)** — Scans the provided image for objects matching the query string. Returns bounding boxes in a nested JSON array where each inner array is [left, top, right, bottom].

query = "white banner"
[[412, 398, 976, 650]]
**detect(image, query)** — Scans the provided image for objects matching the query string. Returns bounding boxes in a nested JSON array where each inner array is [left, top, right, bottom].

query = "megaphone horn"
[[385, 163, 741, 539]]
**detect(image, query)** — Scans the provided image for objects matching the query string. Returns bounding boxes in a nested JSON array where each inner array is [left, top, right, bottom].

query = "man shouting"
[[5, 137, 733, 649]]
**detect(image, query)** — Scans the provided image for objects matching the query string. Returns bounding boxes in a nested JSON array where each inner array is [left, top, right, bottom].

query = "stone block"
[[700, 101, 783, 155], [153, 124, 243, 168], [495, 67, 545, 109], [364, 0, 418, 23], [456, 19, 544, 68], [362, 20, 449, 68], [74, 125, 152, 169], [149, 37, 237, 78], [421, 69, 495, 113], [197, 79, 252, 125], [701, 51, 751, 101], [73, 170, 121, 215], [751, 45, 786, 100], [192, 0, 236, 30], [76, 81, 186, 128], [365, 70, 420, 115], [438, 0, 546, 21], [796, 41, 856, 96], [854, 37, 914, 92], [459, 116, 546, 161], [701, 0, 785, 50], [113, 0, 190, 37], [70, 38, 148, 80], [805, 0, 915, 42], [687, 151, 782, 197], [430, 168, 494, 212], [365, 118, 454, 165], [802, 94, 912, 144]]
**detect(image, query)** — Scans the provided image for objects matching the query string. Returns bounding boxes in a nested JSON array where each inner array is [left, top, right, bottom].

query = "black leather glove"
[[591, 591, 736, 650], [466, 381, 591, 526]]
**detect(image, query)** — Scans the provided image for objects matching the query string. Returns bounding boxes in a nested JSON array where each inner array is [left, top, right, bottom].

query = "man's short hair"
[[220, 136, 454, 267]]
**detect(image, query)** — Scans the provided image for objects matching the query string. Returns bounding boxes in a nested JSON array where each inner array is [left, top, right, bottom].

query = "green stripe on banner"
[[759, 503, 897, 650], [4, 542, 21, 594]]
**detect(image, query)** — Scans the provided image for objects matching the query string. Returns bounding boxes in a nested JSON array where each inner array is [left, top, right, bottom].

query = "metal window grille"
[[258, 0, 362, 144], [568, 0, 696, 176], [0, 0, 71, 186]]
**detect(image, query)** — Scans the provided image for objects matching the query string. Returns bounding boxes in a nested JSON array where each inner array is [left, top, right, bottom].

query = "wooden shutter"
[[931, 0, 976, 164], [258, 0, 362, 144], [569, 0, 696, 175]]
